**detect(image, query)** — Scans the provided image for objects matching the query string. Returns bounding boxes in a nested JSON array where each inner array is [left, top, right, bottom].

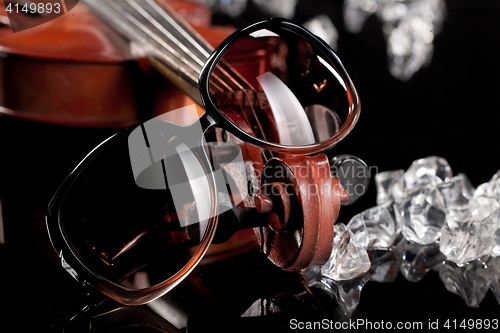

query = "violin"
[[0, 0, 256, 262], [1, 0, 362, 275], [0, 0, 234, 127]]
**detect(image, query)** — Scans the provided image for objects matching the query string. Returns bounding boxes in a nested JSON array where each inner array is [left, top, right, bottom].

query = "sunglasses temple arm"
[[60, 284, 109, 329], [80, 284, 110, 312]]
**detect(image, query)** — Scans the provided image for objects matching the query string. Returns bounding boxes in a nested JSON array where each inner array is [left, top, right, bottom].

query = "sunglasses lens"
[[208, 26, 355, 147], [56, 124, 215, 292]]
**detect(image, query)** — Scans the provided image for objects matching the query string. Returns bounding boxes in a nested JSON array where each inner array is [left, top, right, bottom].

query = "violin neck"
[[83, 0, 214, 106]]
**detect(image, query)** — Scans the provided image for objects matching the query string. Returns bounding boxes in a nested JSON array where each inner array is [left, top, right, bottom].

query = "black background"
[[1, 0, 500, 331]]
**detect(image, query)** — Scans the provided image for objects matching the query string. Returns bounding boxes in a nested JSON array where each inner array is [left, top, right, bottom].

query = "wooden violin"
[[1, 0, 354, 269], [78, 0, 353, 269], [0, 0, 234, 127], [0, 0, 253, 263]]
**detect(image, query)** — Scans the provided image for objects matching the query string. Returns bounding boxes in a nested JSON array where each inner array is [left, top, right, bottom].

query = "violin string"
[[84, 0, 199, 84], [129, 0, 207, 68], [86, 0, 269, 148], [144, 0, 213, 59], [142, 0, 270, 150], [213, 63, 269, 143], [119, 1, 262, 96], [90, 0, 255, 97], [126, 0, 268, 144], [109, 0, 201, 75]]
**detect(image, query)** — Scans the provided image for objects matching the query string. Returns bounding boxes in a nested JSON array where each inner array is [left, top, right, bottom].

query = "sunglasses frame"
[[198, 17, 361, 155], [46, 17, 361, 306], [47, 125, 220, 306]]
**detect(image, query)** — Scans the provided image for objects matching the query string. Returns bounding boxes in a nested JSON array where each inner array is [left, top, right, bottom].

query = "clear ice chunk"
[[313, 273, 370, 318], [404, 156, 452, 190], [303, 15, 339, 50], [343, 0, 375, 34], [474, 182, 492, 199], [400, 185, 447, 245], [375, 169, 406, 205], [439, 216, 494, 265], [367, 244, 402, 283], [438, 173, 474, 210], [436, 258, 494, 307], [448, 195, 500, 225], [487, 256, 500, 305], [302, 265, 322, 285], [347, 201, 401, 249], [485, 208, 500, 257], [470, 197, 500, 221], [383, 0, 446, 81], [321, 223, 371, 281], [400, 240, 444, 282], [473, 170, 500, 199], [343, 0, 446, 80], [303, 264, 370, 317], [491, 170, 500, 198]]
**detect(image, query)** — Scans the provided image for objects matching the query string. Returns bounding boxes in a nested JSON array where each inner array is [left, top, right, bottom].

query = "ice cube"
[[474, 182, 491, 199], [438, 173, 474, 210], [486, 256, 500, 305], [301, 265, 322, 285], [491, 171, 500, 198], [404, 156, 452, 190], [473, 170, 500, 199], [321, 223, 371, 281], [470, 197, 500, 221], [367, 245, 402, 283], [485, 208, 500, 257], [400, 185, 447, 245], [303, 15, 339, 50], [436, 258, 494, 307], [439, 216, 494, 265], [400, 240, 444, 282], [315, 273, 370, 318], [347, 201, 401, 249], [375, 169, 406, 205]]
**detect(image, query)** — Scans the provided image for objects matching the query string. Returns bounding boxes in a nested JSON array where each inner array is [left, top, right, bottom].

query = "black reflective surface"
[[1, 0, 500, 331]]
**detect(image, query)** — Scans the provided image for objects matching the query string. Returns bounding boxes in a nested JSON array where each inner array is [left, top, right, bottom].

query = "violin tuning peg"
[[330, 155, 370, 206], [255, 182, 291, 232]]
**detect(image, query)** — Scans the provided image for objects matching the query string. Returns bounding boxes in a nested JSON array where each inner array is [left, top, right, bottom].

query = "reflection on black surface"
[[66, 276, 368, 333], [67, 307, 183, 333], [187, 280, 329, 333], [367, 245, 401, 283], [304, 265, 370, 318], [304, 238, 500, 319], [64, 251, 336, 332], [1, 232, 499, 331], [400, 240, 444, 283], [64, 239, 498, 332], [435, 257, 497, 308], [372, 241, 500, 308]]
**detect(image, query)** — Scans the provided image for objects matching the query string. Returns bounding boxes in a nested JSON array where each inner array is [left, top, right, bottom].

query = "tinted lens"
[[57, 122, 215, 291], [208, 26, 353, 146]]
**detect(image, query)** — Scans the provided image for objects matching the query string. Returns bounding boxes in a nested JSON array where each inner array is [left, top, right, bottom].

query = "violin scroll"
[[254, 154, 348, 270]]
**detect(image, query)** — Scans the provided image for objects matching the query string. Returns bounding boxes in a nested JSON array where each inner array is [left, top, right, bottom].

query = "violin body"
[[0, 1, 233, 127], [0, 0, 256, 263], [1, 0, 353, 272]]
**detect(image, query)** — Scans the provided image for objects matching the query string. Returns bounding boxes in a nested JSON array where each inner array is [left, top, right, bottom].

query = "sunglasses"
[[47, 3, 360, 306]]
